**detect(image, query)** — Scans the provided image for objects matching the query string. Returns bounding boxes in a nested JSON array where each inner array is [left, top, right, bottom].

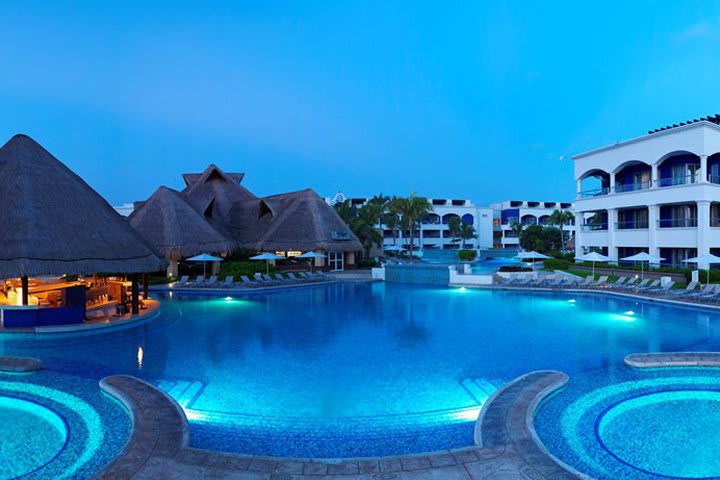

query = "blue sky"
[[1, 1, 720, 205]]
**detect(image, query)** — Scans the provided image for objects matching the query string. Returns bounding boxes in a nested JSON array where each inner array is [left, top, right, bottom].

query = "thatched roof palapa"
[[128, 186, 236, 260], [242, 189, 362, 252], [0, 134, 167, 277]]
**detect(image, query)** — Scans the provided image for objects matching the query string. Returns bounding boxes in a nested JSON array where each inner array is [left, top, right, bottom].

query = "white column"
[[698, 201, 711, 269], [609, 174, 616, 194], [648, 204, 659, 257], [700, 155, 709, 183], [608, 208, 618, 262], [651, 164, 659, 188], [574, 212, 584, 255], [576, 179, 582, 197]]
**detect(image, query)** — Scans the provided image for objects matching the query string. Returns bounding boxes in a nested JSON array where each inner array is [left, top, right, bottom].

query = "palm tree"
[[447, 216, 462, 244], [510, 221, 524, 239], [334, 199, 356, 224], [458, 223, 476, 249], [548, 210, 575, 250], [395, 193, 432, 256]]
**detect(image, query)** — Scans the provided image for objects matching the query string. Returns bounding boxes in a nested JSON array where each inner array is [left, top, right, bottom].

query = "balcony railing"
[[581, 223, 608, 232], [615, 220, 649, 230], [657, 173, 699, 187], [712, 218, 720, 227], [614, 181, 651, 193], [578, 187, 609, 198], [658, 217, 698, 228]]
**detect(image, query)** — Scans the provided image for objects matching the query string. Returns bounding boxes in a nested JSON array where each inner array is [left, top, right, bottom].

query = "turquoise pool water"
[[536, 369, 720, 479], [1, 282, 720, 460], [0, 370, 130, 479]]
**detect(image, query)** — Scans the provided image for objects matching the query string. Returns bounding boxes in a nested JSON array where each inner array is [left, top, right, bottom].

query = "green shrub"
[[148, 275, 176, 285], [458, 249, 477, 261], [543, 258, 570, 270], [220, 261, 276, 278], [358, 259, 380, 269]]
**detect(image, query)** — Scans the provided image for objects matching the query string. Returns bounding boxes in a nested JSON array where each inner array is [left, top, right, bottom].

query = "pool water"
[[0, 371, 130, 479], [0, 396, 67, 479], [2, 283, 720, 458], [536, 369, 720, 480]]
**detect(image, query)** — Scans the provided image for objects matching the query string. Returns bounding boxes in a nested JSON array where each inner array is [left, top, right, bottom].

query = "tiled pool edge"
[[96, 371, 588, 479], [626, 352, 720, 368]]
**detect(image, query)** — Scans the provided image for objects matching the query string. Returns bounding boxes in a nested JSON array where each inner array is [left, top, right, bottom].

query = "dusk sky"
[[2, 1, 720, 205]]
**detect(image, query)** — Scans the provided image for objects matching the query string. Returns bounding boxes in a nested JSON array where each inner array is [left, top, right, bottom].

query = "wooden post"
[[142, 274, 149, 300], [131, 274, 139, 315], [21, 276, 28, 306]]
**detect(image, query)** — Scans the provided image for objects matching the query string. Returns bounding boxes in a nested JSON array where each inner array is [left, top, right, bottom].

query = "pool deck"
[[96, 371, 585, 480]]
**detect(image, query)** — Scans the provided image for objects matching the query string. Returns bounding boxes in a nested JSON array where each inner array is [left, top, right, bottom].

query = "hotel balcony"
[[658, 217, 698, 228]]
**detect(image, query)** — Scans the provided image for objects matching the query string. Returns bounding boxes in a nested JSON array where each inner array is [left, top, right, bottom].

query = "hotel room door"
[[328, 252, 344, 271]]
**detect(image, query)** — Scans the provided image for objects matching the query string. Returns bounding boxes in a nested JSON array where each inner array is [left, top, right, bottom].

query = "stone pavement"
[[96, 372, 586, 480]]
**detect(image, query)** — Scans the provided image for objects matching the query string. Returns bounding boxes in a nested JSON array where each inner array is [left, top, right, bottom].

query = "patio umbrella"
[[681, 253, 720, 284], [298, 251, 326, 272], [620, 252, 665, 280], [250, 252, 285, 274], [514, 251, 550, 271], [186, 253, 224, 277], [575, 251, 611, 278]]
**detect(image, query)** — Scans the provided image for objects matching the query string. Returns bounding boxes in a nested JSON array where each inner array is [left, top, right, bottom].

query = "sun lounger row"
[[173, 271, 333, 288], [495, 273, 720, 303]]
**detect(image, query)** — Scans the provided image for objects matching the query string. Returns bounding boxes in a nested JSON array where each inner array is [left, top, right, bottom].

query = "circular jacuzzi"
[[0, 396, 68, 478], [0, 370, 130, 479], [535, 370, 720, 480], [597, 389, 720, 478]]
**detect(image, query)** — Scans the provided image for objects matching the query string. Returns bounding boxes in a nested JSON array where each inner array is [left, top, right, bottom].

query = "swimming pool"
[[1, 282, 720, 459], [535, 368, 720, 479], [0, 370, 130, 479]]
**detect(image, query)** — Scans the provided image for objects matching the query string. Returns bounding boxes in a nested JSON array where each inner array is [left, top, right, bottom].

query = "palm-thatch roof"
[[182, 164, 256, 236], [128, 186, 236, 260], [240, 189, 362, 252], [0, 134, 167, 277]]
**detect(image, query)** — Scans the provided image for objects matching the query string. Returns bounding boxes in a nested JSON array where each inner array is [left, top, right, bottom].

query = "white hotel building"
[[326, 193, 494, 250], [491, 200, 574, 249], [574, 116, 720, 269]]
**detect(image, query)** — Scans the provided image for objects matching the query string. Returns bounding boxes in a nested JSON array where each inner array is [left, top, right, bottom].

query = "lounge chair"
[[190, 275, 205, 286], [287, 272, 311, 283], [651, 281, 676, 295], [686, 284, 716, 300], [591, 275, 609, 287], [620, 278, 649, 290], [695, 285, 720, 302], [509, 274, 527, 286], [176, 275, 190, 287], [496, 274, 515, 286], [239, 275, 260, 287], [609, 276, 630, 289], [220, 276, 234, 288], [669, 281, 698, 296], [547, 277, 564, 289], [203, 276, 219, 287], [637, 280, 660, 291], [576, 277, 594, 287]]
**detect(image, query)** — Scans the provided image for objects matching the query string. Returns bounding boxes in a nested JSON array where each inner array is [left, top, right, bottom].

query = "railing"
[[615, 220, 649, 230], [712, 218, 720, 227], [614, 181, 651, 193], [710, 175, 720, 184], [656, 173, 699, 187], [581, 223, 608, 232], [578, 187, 609, 198], [658, 217, 698, 228]]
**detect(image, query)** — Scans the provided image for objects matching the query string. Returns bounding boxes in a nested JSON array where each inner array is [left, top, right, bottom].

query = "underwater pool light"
[[568, 299, 576, 303], [458, 287, 467, 293], [624, 310, 635, 316], [224, 296, 233, 301]]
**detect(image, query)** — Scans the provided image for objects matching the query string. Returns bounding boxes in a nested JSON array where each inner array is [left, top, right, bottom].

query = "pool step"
[[156, 379, 206, 408], [459, 378, 504, 405]]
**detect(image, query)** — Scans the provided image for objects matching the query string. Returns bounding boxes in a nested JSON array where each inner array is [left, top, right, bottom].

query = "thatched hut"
[[240, 189, 362, 268], [181, 164, 256, 238], [128, 186, 236, 276], [0, 134, 166, 309]]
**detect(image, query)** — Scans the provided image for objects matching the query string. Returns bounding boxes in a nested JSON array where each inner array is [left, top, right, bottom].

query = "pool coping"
[[151, 279, 342, 296], [625, 352, 720, 368], [96, 371, 587, 479], [452, 283, 720, 312]]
